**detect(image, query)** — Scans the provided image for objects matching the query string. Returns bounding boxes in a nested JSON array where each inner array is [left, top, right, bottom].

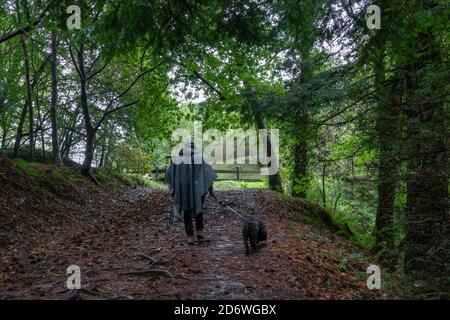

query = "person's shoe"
[[196, 229, 205, 242], [187, 235, 195, 245]]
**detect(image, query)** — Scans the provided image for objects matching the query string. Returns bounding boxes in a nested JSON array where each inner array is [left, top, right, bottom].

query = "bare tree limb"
[[94, 99, 140, 132], [178, 62, 227, 100]]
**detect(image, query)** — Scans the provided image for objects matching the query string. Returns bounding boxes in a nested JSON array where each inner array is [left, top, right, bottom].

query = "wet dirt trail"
[[0, 187, 389, 300]]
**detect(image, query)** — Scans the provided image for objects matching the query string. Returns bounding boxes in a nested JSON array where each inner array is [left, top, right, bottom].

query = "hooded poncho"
[[165, 144, 217, 220]]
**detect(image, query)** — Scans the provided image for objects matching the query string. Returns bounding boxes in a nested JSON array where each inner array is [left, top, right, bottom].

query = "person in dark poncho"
[[165, 142, 217, 244]]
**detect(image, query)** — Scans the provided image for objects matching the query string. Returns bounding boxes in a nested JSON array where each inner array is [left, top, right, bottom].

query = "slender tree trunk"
[[13, 103, 27, 157], [292, 113, 309, 198], [0, 99, 7, 152], [99, 143, 106, 167], [254, 111, 283, 192], [83, 131, 96, 176], [76, 44, 96, 176], [321, 164, 326, 207], [16, 1, 34, 161], [104, 131, 113, 168], [36, 94, 46, 162], [1, 126, 8, 151], [61, 130, 74, 159], [12, 53, 48, 158], [60, 104, 81, 159], [50, 32, 62, 165], [0, 107, 11, 151]]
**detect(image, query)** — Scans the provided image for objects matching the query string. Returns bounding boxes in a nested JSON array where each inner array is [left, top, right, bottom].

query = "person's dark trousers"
[[183, 209, 204, 236]]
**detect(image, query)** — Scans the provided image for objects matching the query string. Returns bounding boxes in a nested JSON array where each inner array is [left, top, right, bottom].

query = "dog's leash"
[[210, 193, 246, 220]]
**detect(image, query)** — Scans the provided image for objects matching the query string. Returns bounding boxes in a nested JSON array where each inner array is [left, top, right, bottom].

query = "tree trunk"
[[50, 32, 62, 165], [374, 95, 400, 260], [292, 48, 312, 199], [61, 130, 73, 159], [1, 126, 9, 151], [82, 131, 96, 176], [60, 104, 81, 159], [36, 94, 46, 162], [403, 24, 449, 275], [0, 99, 7, 152], [292, 136, 308, 198], [375, 145, 398, 242], [404, 97, 448, 275], [12, 52, 48, 158], [76, 44, 96, 176], [104, 132, 113, 168], [321, 164, 326, 207], [243, 81, 283, 192], [13, 103, 27, 157], [16, 1, 34, 161], [254, 111, 283, 192], [373, 46, 400, 259], [99, 142, 106, 167]]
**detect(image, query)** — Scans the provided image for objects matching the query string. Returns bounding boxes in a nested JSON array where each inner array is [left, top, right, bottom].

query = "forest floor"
[[0, 156, 402, 299]]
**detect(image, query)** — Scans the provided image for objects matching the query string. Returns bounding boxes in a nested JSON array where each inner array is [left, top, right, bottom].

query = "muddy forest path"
[[0, 187, 390, 300]]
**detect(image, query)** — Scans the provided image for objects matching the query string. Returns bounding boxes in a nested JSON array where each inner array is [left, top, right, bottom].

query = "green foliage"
[[108, 142, 153, 174], [11, 158, 39, 177], [292, 175, 311, 196]]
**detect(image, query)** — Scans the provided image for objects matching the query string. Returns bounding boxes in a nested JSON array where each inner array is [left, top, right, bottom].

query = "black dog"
[[242, 217, 267, 254]]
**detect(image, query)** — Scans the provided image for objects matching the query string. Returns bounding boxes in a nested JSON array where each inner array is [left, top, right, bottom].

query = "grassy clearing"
[[127, 175, 167, 188], [213, 180, 268, 190]]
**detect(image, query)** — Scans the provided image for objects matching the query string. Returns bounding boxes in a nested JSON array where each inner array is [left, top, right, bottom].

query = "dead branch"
[[150, 259, 172, 266], [148, 247, 162, 255], [118, 269, 174, 278], [60, 285, 108, 300], [132, 254, 157, 263]]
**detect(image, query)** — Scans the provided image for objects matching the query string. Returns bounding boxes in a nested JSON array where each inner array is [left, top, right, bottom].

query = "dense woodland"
[[0, 0, 449, 297]]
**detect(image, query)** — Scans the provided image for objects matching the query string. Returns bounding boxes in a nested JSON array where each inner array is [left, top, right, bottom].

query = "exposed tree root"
[[118, 269, 174, 278]]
